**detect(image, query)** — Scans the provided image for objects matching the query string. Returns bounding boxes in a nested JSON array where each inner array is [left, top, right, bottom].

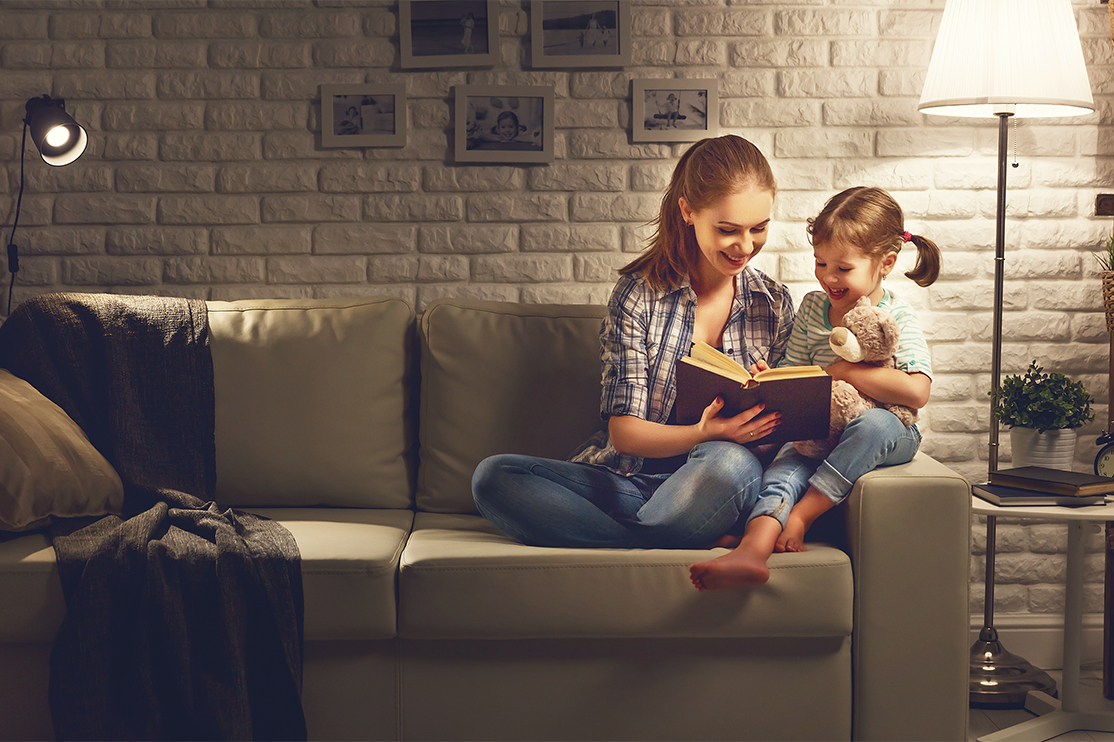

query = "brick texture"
[[1, 0, 1113, 623]]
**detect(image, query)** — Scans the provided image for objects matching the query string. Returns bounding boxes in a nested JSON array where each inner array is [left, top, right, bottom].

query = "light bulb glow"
[[44, 126, 71, 148]]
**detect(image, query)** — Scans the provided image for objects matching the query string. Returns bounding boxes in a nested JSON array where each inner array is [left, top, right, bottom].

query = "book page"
[[687, 342, 751, 382], [753, 365, 826, 381]]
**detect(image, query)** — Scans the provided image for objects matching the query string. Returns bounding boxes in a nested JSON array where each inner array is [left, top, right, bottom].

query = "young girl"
[[690, 186, 941, 591], [472, 135, 796, 560]]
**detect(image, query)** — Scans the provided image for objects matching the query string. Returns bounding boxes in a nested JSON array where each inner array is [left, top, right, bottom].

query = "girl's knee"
[[846, 407, 906, 436]]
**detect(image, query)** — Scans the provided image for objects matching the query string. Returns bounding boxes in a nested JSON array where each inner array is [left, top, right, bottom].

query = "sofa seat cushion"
[[244, 508, 412, 641], [0, 508, 412, 644], [398, 513, 853, 640]]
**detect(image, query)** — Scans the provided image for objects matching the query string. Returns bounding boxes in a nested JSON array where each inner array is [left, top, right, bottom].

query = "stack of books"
[[972, 466, 1114, 507]]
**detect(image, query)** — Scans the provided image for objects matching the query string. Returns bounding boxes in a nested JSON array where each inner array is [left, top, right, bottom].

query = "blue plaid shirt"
[[570, 267, 795, 475]]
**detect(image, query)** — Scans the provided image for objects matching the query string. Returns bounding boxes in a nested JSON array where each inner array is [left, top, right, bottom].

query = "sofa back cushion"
[[417, 299, 606, 514], [208, 297, 415, 509]]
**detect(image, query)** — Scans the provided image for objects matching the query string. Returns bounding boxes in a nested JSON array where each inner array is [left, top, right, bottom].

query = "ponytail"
[[904, 234, 941, 287]]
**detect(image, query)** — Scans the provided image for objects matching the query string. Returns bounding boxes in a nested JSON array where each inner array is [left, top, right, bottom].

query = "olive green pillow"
[[0, 369, 123, 532]]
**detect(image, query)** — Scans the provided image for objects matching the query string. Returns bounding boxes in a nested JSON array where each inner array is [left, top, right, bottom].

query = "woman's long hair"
[[621, 135, 777, 292]]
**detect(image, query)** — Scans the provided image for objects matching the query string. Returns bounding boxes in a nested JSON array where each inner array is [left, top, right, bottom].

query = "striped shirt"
[[784, 289, 932, 378], [569, 267, 796, 476]]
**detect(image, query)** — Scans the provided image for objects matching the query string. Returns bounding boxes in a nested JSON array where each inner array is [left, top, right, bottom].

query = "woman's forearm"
[[608, 415, 707, 459]]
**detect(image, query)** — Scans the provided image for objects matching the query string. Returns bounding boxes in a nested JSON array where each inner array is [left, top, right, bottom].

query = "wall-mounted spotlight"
[[6, 95, 88, 313]]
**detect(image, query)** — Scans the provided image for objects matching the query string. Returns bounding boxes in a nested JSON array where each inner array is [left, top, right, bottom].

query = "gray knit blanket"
[[0, 293, 306, 740]]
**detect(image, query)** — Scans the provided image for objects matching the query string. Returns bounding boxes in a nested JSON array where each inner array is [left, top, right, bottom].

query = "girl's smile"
[[813, 240, 896, 323]]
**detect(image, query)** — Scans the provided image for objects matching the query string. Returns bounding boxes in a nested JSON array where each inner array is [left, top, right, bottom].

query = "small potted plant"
[[1099, 235, 1114, 334], [991, 361, 1094, 469]]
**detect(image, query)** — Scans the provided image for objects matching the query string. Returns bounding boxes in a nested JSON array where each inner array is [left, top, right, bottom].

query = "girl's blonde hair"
[[807, 186, 940, 287], [620, 135, 777, 292]]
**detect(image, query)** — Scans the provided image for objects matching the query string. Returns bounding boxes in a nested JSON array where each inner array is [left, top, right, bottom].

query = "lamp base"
[[970, 626, 1058, 708]]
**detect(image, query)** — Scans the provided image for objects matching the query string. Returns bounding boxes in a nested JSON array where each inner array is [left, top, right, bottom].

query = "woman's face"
[[680, 186, 774, 283]]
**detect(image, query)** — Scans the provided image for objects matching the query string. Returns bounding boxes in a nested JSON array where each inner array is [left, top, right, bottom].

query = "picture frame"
[[400, 0, 499, 69], [454, 84, 555, 164], [530, 0, 631, 69], [321, 83, 406, 148], [631, 79, 719, 143]]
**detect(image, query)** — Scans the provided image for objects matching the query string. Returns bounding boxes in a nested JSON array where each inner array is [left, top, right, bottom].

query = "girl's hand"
[[748, 359, 770, 376], [698, 397, 781, 446]]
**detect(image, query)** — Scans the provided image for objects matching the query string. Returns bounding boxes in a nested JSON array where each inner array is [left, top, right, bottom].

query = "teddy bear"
[[793, 296, 918, 459]]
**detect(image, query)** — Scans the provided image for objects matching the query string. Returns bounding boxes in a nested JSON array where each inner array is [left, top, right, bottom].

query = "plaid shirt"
[[570, 267, 796, 476]]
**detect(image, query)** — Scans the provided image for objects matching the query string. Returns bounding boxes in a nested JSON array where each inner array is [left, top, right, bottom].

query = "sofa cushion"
[[0, 508, 412, 643], [244, 508, 413, 641], [0, 370, 123, 532], [398, 512, 854, 640], [417, 299, 606, 514], [208, 297, 415, 509]]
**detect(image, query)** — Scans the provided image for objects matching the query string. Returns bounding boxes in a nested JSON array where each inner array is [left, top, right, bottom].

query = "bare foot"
[[689, 549, 771, 591], [774, 512, 808, 553]]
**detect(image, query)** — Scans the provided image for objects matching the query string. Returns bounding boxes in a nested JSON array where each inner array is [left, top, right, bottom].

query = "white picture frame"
[[530, 0, 631, 69], [400, 0, 499, 69], [454, 84, 555, 164], [631, 79, 719, 143], [321, 83, 406, 148]]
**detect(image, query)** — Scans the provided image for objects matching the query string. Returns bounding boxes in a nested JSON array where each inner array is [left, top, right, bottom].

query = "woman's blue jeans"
[[760, 408, 922, 524], [472, 440, 771, 549]]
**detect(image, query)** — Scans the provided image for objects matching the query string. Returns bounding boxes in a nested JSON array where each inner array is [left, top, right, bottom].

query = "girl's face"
[[813, 240, 896, 314], [680, 186, 774, 284], [497, 118, 519, 141]]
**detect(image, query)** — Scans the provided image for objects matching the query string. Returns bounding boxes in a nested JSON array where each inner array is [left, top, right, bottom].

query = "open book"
[[674, 342, 833, 447]]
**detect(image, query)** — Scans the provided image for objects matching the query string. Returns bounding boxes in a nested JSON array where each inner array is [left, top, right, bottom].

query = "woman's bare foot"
[[689, 548, 770, 591]]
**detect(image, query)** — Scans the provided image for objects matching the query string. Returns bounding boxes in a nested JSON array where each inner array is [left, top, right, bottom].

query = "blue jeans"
[[472, 441, 774, 549], [759, 408, 922, 526]]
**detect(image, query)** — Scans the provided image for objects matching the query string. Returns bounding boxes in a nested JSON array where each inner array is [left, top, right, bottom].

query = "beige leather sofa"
[[0, 296, 971, 741]]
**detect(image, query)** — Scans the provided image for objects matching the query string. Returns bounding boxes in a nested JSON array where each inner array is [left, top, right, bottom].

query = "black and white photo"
[[401, 0, 499, 69], [321, 84, 406, 148], [531, 0, 630, 68], [631, 79, 719, 143], [454, 84, 554, 164]]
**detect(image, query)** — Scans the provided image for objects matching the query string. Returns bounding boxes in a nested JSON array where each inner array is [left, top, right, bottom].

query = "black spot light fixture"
[[6, 95, 89, 313]]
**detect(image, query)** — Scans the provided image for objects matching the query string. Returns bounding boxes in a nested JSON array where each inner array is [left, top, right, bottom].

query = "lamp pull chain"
[[1012, 117, 1019, 169]]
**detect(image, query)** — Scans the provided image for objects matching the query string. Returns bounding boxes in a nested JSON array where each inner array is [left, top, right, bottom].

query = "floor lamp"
[[918, 0, 1094, 709]]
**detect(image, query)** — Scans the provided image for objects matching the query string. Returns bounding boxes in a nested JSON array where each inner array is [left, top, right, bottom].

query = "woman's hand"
[[748, 359, 769, 376], [698, 397, 780, 446]]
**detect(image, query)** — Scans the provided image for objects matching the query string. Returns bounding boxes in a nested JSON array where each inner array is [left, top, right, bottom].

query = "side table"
[[973, 495, 1114, 741]]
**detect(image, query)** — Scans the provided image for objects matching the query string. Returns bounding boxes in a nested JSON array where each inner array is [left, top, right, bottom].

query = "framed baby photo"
[[530, 0, 631, 69], [631, 79, 719, 143], [400, 0, 500, 69], [321, 83, 406, 148], [454, 84, 555, 164]]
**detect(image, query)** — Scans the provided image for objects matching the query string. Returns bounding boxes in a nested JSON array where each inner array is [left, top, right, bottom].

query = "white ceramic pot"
[[1010, 427, 1077, 471]]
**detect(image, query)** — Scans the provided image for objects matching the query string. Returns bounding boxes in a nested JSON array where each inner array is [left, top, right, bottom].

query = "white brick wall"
[[2, 0, 1113, 625]]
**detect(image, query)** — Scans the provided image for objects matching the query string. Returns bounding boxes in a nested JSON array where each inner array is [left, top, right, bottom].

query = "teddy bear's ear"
[[856, 296, 870, 308]]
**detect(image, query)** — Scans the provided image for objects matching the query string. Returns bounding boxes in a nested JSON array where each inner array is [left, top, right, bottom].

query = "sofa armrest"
[[846, 452, 971, 741]]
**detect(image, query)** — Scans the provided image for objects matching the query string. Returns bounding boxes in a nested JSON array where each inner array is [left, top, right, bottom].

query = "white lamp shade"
[[919, 0, 1094, 118]]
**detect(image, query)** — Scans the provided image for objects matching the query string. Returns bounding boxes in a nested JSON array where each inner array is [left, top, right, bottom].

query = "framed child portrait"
[[400, 0, 499, 69], [631, 79, 719, 143], [454, 84, 555, 164], [530, 0, 631, 69], [321, 83, 407, 148]]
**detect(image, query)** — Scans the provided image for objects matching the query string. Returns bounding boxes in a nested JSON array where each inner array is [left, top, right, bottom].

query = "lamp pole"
[[969, 111, 1058, 708]]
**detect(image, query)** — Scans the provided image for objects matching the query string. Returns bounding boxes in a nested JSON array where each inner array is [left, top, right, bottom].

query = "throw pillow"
[[0, 369, 124, 532]]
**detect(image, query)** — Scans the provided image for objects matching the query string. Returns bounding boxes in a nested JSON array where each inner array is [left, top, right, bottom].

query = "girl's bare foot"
[[689, 548, 770, 591], [774, 512, 808, 553]]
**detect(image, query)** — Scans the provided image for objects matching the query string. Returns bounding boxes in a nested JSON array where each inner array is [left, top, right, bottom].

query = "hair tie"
[[902, 231, 912, 243]]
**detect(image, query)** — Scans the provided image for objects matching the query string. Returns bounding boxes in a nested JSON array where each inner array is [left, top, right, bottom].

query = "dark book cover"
[[988, 466, 1114, 497], [973, 483, 1104, 507], [674, 361, 832, 448]]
